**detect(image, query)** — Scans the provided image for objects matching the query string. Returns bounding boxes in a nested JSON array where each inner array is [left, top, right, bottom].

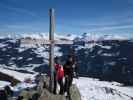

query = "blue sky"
[[0, 0, 133, 36]]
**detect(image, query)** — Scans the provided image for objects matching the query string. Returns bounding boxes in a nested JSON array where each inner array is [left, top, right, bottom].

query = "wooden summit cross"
[[21, 8, 73, 93]]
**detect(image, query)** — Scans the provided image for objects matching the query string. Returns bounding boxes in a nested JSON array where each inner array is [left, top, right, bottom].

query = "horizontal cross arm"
[[20, 38, 73, 45]]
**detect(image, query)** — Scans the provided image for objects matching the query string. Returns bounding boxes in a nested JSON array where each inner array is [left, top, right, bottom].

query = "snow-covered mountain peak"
[[80, 33, 129, 42], [17, 33, 77, 41], [0, 32, 130, 42]]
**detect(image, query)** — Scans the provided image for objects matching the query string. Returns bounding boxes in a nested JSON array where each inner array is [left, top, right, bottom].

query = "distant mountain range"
[[0, 33, 133, 85], [0, 32, 131, 41]]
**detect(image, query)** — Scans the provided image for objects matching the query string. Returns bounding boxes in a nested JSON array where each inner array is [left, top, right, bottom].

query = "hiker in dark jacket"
[[64, 55, 75, 96]]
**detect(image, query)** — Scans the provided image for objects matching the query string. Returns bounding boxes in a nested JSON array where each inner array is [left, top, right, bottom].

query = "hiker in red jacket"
[[53, 57, 64, 94]]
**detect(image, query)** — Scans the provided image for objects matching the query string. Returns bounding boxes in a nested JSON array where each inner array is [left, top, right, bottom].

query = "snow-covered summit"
[[74, 77, 133, 100]]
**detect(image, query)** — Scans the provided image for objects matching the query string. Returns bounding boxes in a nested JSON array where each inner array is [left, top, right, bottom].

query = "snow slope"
[[0, 68, 37, 91], [0, 67, 36, 82], [0, 66, 133, 100], [74, 77, 133, 100], [0, 33, 133, 100], [0, 81, 11, 90]]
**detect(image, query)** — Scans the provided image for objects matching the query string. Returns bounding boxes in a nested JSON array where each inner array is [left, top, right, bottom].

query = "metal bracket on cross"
[[20, 8, 73, 93]]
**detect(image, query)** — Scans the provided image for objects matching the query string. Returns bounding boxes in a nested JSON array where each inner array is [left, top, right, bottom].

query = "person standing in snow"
[[53, 57, 64, 94], [64, 55, 75, 96]]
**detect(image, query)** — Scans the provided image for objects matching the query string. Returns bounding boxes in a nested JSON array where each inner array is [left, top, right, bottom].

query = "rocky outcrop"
[[38, 75, 81, 100]]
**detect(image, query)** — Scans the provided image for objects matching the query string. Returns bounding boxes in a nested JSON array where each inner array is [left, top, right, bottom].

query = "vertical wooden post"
[[49, 8, 55, 92]]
